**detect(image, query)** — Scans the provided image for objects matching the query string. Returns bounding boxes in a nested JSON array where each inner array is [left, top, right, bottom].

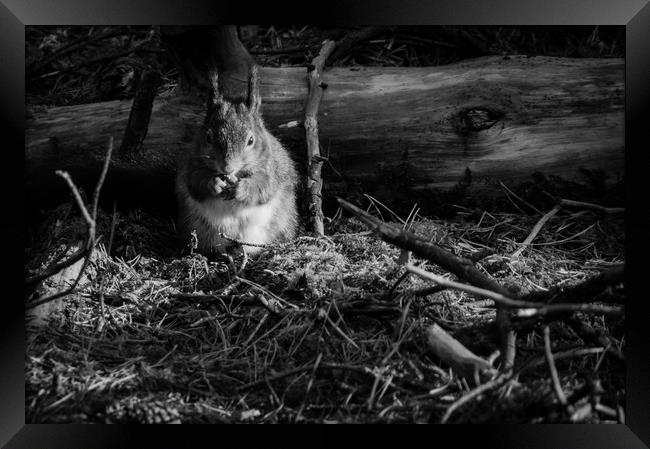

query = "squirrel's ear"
[[247, 64, 261, 112], [209, 70, 224, 105]]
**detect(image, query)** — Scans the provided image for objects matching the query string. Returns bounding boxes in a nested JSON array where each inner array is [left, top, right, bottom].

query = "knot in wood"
[[453, 107, 504, 134]]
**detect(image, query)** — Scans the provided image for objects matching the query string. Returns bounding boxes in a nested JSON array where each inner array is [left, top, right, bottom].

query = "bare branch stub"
[[119, 68, 161, 157], [304, 40, 337, 236], [424, 323, 497, 386]]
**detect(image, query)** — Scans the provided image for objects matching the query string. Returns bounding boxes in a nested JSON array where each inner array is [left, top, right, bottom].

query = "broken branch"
[[338, 197, 517, 370], [424, 323, 497, 386], [304, 40, 336, 236]]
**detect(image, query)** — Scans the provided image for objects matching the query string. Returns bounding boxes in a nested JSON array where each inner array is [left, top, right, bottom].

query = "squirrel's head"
[[199, 65, 266, 176]]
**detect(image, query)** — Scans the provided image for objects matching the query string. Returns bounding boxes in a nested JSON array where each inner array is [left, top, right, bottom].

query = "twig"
[[26, 248, 96, 310], [563, 314, 624, 362], [543, 326, 570, 408], [559, 198, 624, 215], [217, 232, 271, 249], [92, 136, 114, 221], [338, 199, 518, 298], [440, 372, 511, 423], [25, 242, 88, 288], [239, 312, 270, 348], [26, 137, 113, 310], [522, 264, 624, 304], [528, 223, 595, 247], [304, 40, 336, 236], [518, 346, 606, 371], [512, 194, 624, 258], [441, 346, 606, 423], [337, 197, 518, 371], [323, 313, 360, 350], [511, 205, 561, 258], [406, 264, 623, 317], [499, 181, 543, 215]]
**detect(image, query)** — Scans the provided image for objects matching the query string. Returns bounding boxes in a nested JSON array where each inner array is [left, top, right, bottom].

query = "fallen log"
[[26, 55, 624, 214]]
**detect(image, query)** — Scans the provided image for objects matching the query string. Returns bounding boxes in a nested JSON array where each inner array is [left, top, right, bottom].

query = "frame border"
[[4, 0, 649, 447]]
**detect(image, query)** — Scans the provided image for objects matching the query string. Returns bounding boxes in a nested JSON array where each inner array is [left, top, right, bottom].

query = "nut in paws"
[[210, 174, 238, 199]]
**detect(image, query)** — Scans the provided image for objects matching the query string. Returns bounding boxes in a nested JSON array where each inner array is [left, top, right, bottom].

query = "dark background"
[[3, 0, 649, 447], [25, 25, 625, 107]]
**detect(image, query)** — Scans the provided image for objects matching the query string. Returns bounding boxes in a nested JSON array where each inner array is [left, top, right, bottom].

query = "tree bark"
[[25, 55, 624, 214]]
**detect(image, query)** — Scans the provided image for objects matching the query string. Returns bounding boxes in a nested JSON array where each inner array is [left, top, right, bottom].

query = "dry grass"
[[25, 198, 625, 424]]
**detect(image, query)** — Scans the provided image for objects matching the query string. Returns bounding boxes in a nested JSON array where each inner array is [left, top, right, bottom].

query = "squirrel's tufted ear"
[[209, 70, 224, 106], [247, 64, 262, 112]]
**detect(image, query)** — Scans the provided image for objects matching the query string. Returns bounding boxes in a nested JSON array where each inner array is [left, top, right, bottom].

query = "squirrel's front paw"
[[234, 177, 252, 202], [208, 175, 237, 199]]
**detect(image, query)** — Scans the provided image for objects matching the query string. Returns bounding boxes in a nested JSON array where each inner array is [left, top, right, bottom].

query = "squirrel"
[[175, 65, 298, 257]]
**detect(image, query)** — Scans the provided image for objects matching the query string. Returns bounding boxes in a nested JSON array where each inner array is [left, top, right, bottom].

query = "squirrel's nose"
[[223, 164, 235, 175]]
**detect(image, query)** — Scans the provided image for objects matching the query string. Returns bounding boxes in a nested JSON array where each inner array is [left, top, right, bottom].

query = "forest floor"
[[25, 196, 625, 423], [25, 26, 625, 424]]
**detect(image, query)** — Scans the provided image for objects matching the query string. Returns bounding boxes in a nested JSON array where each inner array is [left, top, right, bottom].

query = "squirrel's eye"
[[206, 130, 214, 144], [247, 135, 255, 146]]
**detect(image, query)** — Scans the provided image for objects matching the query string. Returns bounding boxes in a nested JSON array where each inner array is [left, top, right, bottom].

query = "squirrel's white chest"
[[195, 194, 279, 246]]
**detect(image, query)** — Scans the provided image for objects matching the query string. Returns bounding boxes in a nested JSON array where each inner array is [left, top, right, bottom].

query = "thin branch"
[[512, 195, 624, 258], [522, 264, 624, 304], [56, 171, 95, 228], [338, 198, 519, 298], [559, 198, 624, 215], [337, 197, 518, 371], [92, 136, 114, 221], [440, 372, 511, 423], [25, 242, 88, 288], [407, 264, 623, 317], [24, 169, 95, 289], [441, 346, 606, 423], [563, 313, 624, 362], [511, 204, 561, 258], [499, 181, 543, 215], [543, 326, 569, 408], [217, 232, 272, 249], [304, 40, 337, 236], [26, 138, 113, 309]]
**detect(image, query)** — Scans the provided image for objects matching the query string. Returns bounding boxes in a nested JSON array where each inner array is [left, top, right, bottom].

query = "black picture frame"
[[3, 0, 649, 447]]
